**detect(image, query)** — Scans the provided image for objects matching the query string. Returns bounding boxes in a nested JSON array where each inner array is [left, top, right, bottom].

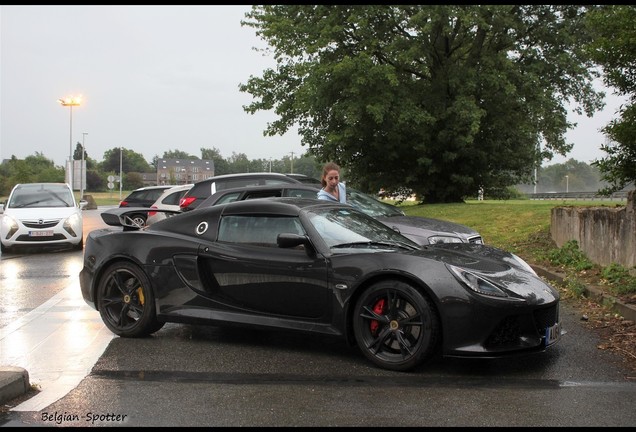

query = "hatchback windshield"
[[9, 184, 74, 208]]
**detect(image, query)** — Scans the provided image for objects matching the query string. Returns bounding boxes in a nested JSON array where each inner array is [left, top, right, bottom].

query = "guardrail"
[[526, 191, 629, 201]]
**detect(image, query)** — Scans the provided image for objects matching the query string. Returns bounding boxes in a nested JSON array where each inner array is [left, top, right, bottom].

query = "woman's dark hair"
[[321, 162, 341, 187]]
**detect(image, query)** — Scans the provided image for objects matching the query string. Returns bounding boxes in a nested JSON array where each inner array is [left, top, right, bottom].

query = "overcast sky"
[[0, 5, 627, 168]]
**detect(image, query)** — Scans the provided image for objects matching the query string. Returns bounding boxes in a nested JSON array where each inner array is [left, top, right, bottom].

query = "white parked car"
[[146, 184, 193, 225], [0, 182, 83, 253]]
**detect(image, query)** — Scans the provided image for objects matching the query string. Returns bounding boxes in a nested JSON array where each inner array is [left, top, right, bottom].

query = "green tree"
[[73, 141, 88, 161], [240, 5, 604, 202], [125, 172, 145, 190], [162, 150, 199, 160], [0, 153, 64, 194], [201, 147, 229, 175], [101, 148, 153, 174], [294, 154, 322, 181], [586, 5, 636, 194], [227, 152, 251, 173]]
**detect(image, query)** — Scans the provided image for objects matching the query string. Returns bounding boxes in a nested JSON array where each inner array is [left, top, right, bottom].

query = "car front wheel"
[[353, 280, 440, 371], [97, 261, 164, 337]]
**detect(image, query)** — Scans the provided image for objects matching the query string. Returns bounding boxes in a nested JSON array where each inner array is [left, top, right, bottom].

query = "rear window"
[[214, 177, 294, 192]]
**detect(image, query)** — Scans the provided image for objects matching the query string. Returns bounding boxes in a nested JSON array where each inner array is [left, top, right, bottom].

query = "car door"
[[197, 214, 331, 320]]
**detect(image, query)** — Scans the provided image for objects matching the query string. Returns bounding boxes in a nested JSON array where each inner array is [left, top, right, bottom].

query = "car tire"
[[129, 214, 147, 228], [97, 261, 165, 337], [353, 280, 440, 371]]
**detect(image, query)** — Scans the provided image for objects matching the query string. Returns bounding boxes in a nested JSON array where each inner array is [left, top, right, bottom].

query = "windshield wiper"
[[332, 241, 417, 251], [13, 200, 45, 208]]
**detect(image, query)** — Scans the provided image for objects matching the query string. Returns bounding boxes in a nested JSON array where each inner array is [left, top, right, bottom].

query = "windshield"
[[306, 207, 418, 250], [347, 188, 405, 217], [9, 184, 74, 208]]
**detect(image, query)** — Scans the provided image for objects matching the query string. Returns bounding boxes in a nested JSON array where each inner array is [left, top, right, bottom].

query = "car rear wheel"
[[353, 280, 440, 371], [129, 214, 147, 227], [97, 261, 164, 337]]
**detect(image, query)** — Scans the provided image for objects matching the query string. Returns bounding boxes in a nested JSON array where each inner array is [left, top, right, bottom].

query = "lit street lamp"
[[58, 95, 82, 189], [81, 132, 88, 200]]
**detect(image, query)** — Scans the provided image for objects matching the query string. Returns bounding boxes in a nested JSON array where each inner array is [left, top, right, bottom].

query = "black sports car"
[[80, 198, 562, 371]]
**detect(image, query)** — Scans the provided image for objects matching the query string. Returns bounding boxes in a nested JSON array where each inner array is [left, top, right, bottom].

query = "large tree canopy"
[[240, 5, 604, 202], [586, 5, 636, 194]]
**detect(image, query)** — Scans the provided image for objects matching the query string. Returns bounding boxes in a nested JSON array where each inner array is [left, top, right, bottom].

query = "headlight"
[[447, 264, 508, 298], [63, 213, 82, 237], [1, 215, 19, 239], [428, 235, 463, 244]]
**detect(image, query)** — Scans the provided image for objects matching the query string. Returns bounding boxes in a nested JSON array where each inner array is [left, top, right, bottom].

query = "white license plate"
[[545, 322, 561, 346], [29, 230, 54, 237]]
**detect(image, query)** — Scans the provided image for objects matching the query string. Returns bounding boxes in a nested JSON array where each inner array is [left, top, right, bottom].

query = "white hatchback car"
[[146, 184, 193, 225], [1, 182, 83, 253]]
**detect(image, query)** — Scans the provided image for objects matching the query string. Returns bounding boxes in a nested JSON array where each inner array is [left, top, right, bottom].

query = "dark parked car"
[[81, 198, 561, 371], [179, 172, 299, 212], [198, 183, 484, 245], [119, 185, 174, 226]]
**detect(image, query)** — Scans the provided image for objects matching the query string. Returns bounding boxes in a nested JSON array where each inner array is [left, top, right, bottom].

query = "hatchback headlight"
[[63, 213, 81, 237], [1, 215, 19, 239]]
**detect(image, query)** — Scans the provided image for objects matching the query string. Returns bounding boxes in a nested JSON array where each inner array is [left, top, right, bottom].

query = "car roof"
[[131, 185, 174, 191], [201, 183, 320, 206], [195, 172, 293, 183], [12, 182, 70, 190]]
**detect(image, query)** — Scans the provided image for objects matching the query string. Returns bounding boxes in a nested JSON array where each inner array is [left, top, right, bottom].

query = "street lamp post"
[[58, 96, 82, 189], [81, 132, 88, 200], [119, 147, 123, 200]]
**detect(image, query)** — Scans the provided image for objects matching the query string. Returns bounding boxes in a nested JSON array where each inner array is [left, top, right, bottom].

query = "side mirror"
[[277, 233, 315, 255], [79, 199, 88, 210]]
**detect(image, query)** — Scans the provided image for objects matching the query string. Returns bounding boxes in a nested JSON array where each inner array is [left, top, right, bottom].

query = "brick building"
[[156, 159, 215, 185]]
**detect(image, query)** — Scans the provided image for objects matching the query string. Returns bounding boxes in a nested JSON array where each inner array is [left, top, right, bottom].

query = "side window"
[[244, 190, 282, 200], [215, 192, 242, 205], [163, 191, 184, 206], [286, 188, 318, 199], [218, 215, 305, 247]]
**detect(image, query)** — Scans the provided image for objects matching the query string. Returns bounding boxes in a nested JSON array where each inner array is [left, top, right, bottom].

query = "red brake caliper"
[[369, 298, 386, 334]]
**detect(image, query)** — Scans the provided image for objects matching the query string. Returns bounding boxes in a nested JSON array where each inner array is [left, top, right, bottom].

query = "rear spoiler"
[[100, 207, 181, 230]]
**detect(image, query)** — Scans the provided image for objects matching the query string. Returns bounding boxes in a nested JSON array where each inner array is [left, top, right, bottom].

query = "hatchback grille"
[[22, 219, 61, 229]]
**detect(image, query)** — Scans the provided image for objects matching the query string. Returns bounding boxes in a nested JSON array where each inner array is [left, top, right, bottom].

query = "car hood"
[[4, 207, 81, 218], [376, 215, 479, 237], [414, 243, 558, 301]]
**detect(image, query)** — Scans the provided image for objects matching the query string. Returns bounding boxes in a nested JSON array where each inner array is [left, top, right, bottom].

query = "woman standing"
[[317, 162, 346, 203]]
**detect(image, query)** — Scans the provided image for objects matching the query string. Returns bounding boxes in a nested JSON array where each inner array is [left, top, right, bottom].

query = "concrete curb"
[[0, 366, 29, 406], [1, 265, 634, 408]]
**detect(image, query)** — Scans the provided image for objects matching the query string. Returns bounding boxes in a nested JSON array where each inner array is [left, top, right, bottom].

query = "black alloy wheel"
[[97, 261, 164, 337], [353, 280, 440, 371]]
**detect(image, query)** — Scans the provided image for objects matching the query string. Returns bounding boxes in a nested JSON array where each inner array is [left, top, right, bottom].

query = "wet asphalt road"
[[1, 209, 636, 427]]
